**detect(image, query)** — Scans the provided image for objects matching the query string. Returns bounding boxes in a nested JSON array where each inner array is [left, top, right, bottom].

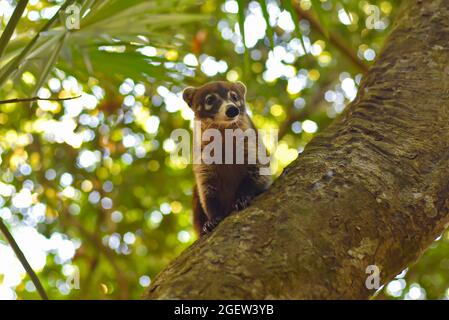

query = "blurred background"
[[0, 0, 447, 300]]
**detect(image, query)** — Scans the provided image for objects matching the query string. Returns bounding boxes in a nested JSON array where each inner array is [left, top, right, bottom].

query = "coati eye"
[[230, 91, 239, 102], [205, 94, 216, 105]]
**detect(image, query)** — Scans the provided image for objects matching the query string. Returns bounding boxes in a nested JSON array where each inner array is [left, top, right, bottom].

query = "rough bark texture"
[[145, 0, 449, 299]]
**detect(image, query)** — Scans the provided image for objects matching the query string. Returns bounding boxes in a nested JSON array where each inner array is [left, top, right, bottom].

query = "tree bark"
[[145, 0, 449, 299]]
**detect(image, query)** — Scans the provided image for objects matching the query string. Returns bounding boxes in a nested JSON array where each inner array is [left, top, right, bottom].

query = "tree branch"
[[0, 95, 82, 105], [145, 0, 449, 299], [292, 2, 369, 73]]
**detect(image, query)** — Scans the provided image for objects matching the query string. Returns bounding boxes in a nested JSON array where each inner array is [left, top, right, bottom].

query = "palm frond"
[[310, 0, 330, 39], [0, 0, 76, 87], [237, 0, 250, 78], [282, 0, 307, 53], [1, 0, 207, 90], [0, 0, 28, 60], [260, 0, 274, 48]]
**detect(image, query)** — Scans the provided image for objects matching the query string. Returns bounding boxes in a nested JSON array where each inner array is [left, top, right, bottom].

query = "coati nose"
[[225, 105, 240, 118]]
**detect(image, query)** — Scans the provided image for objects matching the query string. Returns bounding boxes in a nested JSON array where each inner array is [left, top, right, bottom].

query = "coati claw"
[[201, 218, 222, 235], [233, 195, 252, 211]]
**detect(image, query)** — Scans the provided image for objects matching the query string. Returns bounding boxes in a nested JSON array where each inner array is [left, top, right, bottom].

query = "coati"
[[183, 81, 272, 237]]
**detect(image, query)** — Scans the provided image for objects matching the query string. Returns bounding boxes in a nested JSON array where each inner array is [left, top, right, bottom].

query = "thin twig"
[[0, 95, 81, 105], [292, 2, 369, 73], [0, 218, 49, 300]]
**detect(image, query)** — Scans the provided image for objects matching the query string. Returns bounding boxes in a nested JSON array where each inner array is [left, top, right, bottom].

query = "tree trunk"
[[145, 0, 449, 299]]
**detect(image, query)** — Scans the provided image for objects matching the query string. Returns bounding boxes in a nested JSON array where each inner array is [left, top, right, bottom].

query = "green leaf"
[[310, 0, 330, 39], [237, 0, 250, 78], [0, 0, 29, 61], [59, 48, 175, 84], [340, 1, 352, 24], [282, 0, 307, 54], [0, 0, 76, 88], [260, 0, 274, 49], [32, 32, 69, 99]]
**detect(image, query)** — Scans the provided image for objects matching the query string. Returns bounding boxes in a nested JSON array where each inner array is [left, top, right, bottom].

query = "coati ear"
[[183, 87, 196, 108], [234, 81, 247, 98]]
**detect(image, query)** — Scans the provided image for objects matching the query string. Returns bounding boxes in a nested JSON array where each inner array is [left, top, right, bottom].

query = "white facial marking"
[[214, 99, 240, 123], [228, 91, 238, 102], [217, 100, 229, 118]]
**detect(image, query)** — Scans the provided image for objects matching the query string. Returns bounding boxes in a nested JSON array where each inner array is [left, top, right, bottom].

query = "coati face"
[[183, 81, 247, 124]]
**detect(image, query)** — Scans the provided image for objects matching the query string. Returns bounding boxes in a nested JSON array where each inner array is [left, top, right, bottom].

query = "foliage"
[[0, 0, 446, 300]]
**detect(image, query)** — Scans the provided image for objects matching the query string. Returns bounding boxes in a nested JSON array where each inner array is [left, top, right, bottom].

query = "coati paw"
[[201, 218, 222, 235], [233, 195, 252, 211]]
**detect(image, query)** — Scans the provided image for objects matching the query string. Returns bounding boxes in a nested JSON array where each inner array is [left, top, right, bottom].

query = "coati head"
[[183, 81, 247, 125]]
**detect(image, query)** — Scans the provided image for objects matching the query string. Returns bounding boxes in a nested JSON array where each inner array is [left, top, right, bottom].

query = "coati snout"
[[182, 81, 272, 237], [225, 105, 239, 118]]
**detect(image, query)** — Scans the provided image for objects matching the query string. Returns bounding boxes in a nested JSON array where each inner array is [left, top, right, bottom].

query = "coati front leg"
[[193, 185, 222, 237], [201, 192, 226, 235], [233, 165, 271, 212], [195, 172, 227, 236]]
